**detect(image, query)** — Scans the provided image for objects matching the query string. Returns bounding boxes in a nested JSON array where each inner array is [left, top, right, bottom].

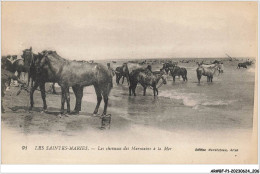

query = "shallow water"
[[2, 59, 255, 134], [90, 59, 255, 131]]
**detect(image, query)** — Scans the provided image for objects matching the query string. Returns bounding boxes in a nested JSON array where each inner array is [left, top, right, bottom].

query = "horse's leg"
[[143, 86, 147, 96], [173, 76, 175, 82], [93, 85, 102, 115], [100, 85, 110, 116], [134, 83, 137, 96], [197, 73, 201, 84], [52, 83, 57, 94], [39, 82, 47, 112], [72, 86, 84, 113], [126, 75, 130, 85], [27, 72, 30, 87], [211, 76, 213, 82], [60, 87, 66, 114], [29, 82, 39, 111], [65, 87, 70, 114], [129, 85, 132, 96], [72, 85, 79, 113], [122, 76, 125, 84], [153, 86, 156, 96], [116, 75, 119, 84], [77, 86, 83, 111], [72, 86, 83, 113]]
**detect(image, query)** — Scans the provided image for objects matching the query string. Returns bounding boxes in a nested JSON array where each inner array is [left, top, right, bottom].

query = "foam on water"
[[247, 67, 255, 73], [159, 90, 233, 109]]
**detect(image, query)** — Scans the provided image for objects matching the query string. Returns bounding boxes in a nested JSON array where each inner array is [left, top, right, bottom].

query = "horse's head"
[[35, 51, 50, 74], [21, 47, 34, 65], [217, 63, 224, 74], [122, 63, 129, 74]]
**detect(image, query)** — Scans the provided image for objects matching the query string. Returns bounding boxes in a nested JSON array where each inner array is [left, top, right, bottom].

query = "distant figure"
[[237, 63, 247, 69], [107, 63, 115, 87], [107, 63, 116, 77]]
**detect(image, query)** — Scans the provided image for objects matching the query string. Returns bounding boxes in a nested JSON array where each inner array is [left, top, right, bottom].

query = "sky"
[[1, 2, 258, 60]]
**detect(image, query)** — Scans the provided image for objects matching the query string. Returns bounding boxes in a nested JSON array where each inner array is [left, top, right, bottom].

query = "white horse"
[[196, 63, 223, 83]]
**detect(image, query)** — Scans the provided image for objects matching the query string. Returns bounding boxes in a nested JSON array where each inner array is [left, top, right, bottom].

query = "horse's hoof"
[[71, 110, 79, 115], [92, 113, 100, 117], [58, 113, 63, 118], [41, 110, 47, 114], [93, 110, 98, 115]]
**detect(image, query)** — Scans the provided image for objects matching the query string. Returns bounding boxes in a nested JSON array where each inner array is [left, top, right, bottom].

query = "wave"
[[158, 90, 234, 109], [247, 67, 255, 73]]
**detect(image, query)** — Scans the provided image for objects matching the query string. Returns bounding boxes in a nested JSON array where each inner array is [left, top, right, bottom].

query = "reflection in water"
[[2, 60, 255, 135]]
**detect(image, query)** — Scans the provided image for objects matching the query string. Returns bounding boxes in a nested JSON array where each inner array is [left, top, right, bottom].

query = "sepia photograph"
[[1, 1, 258, 165]]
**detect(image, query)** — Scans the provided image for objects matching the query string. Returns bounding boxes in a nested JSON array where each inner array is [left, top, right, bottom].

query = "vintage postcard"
[[1, 1, 258, 164]]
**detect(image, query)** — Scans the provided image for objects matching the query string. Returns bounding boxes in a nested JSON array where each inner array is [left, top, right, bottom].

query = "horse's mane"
[[42, 50, 67, 62]]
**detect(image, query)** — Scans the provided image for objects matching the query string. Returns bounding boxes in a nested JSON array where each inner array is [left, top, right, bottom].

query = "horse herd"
[[5, 47, 253, 117]]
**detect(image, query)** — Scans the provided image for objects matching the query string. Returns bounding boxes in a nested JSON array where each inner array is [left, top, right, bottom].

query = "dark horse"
[[115, 63, 129, 85], [237, 63, 247, 69], [169, 66, 188, 82], [129, 68, 167, 96], [22, 48, 57, 93], [161, 62, 176, 74], [33, 50, 112, 115]]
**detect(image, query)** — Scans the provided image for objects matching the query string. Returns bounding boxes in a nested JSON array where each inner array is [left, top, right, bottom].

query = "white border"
[[1, 0, 259, 173]]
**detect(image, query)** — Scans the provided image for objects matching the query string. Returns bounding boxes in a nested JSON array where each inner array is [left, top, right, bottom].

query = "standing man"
[[107, 63, 116, 87]]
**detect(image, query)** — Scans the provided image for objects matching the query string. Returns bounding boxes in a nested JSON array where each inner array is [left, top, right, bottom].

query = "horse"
[[196, 63, 223, 83], [237, 63, 247, 69], [169, 66, 188, 82], [116, 62, 147, 82], [129, 68, 167, 96], [161, 62, 176, 74], [21, 48, 58, 94], [34, 50, 112, 116], [10, 48, 33, 82], [115, 63, 129, 85]]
